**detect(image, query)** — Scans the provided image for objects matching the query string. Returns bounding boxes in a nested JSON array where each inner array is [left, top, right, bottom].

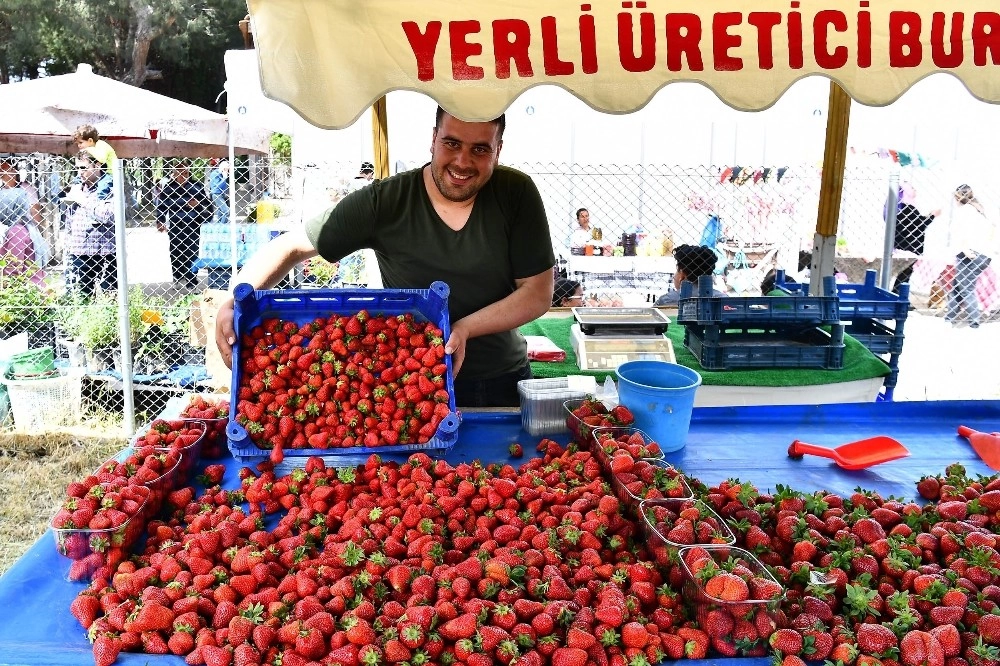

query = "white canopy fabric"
[[248, 0, 1000, 130], [0, 64, 272, 157]]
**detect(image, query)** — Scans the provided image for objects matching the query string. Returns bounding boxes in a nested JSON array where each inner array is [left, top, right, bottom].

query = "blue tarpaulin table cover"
[[1, 400, 999, 666]]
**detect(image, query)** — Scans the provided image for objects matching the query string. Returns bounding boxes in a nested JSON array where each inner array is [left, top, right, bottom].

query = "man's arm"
[[214, 226, 319, 367], [444, 268, 554, 377]]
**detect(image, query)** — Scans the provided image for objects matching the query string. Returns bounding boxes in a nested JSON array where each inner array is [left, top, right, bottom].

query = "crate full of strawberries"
[[228, 281, 460, 468]]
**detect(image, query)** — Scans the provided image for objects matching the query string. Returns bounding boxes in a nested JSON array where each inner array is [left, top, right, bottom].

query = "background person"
[[945, 184, 995, 328], [73, 125, 117, 177], [0, 161, 49, 286], [885, 182, 940, 293], [552, 278, 584, 307], [570, 207, 593, 253], [208, 159, 230, 224], [64, 151, 116, 297], [655, 244, 726, 305], [156, 159, 212, 291], [216, 107, 555, 408]]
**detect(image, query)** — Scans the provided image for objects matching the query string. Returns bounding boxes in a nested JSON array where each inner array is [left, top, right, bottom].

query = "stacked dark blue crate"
[[775, 269, 909, 400], [678, 275, 845, 370]]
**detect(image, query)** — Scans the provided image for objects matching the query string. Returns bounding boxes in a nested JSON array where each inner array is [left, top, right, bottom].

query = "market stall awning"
[[0, 64, 272, 157], [248, 0, 1000, 129]]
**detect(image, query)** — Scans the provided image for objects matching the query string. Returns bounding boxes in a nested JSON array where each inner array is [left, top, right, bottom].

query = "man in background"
[[656, 244, 726, 305], [156, 159, 212, 291]]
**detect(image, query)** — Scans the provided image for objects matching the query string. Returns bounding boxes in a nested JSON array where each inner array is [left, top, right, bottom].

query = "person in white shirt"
[[570, 207, 593, 252], [946, 184, 995, 328]]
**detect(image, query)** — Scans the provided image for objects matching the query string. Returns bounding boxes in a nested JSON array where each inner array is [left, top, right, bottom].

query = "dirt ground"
[[0, 432, 125, 577]]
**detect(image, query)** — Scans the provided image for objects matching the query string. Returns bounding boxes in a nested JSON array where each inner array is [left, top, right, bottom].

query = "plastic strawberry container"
[[51, 484, 150, 581], [228, 282, 460, 470], [591, 426, 665, 471], [132, 419, 207, 487], [640, 498, 736, 565], [610, 457, 694, 510], [563, 397, 615, 448], [178, 393, 231, 459], [678, 544, 785, 652], [96, 451, 181, 519]]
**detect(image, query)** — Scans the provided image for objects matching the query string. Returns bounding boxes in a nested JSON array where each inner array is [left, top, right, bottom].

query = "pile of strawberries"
[[54, 396, 1000, 666], [234, 311, 452, 456]]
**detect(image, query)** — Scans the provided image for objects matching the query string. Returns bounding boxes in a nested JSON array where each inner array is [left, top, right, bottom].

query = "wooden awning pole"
[[371, 96, 390, 179], [811, 81, 851, 296]]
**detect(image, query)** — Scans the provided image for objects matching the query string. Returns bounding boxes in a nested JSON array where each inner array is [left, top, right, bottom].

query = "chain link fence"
[[1, 153, 996, 435]]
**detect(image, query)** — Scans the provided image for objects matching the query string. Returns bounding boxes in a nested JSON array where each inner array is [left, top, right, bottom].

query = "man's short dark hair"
[[435, 106, 505, 140], [576, 208, 588, 220], [673, 244, 718, 280], [552, 278, 582, 307]]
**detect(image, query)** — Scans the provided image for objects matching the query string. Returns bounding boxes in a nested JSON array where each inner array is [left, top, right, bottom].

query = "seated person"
[[761, 269, 797, 296], [655, 244, 725, 305], [552, 278, 584, 307]]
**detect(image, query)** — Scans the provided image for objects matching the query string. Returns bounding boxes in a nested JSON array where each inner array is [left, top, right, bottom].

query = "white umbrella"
[[0, 64, 271, 157]]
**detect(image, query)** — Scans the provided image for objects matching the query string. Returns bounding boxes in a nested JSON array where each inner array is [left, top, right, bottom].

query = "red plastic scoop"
[[958, 426, 1000, 471], [787, 437, 909, 470]]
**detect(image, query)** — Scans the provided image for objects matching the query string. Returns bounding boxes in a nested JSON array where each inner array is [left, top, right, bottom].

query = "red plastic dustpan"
[[958, 426, 1000, 471], [787, 437, 909, 470]]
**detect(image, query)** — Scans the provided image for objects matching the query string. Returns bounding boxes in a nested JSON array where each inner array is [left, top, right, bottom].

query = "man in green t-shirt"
[[216, 107, 556, 407]]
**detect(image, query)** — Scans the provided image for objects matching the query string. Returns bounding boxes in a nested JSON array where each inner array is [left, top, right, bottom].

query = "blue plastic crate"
[[775, 269, 910, 321], [683, 324, 845, 370], [678, 275, 840, 326], [845, 318, 905, 356], [227, 281, 460, 468]]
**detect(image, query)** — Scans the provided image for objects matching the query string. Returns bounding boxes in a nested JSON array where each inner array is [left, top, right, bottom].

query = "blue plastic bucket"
[[615, 361, 702, 452]]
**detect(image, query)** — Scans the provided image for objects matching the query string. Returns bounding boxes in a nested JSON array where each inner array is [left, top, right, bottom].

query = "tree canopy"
[[0, 0, 248, 109]]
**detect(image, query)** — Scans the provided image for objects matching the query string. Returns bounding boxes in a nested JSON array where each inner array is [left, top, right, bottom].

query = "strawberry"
[[93, 634, 122, 666], [70, 593, 101, 629], [551, 647, 589, 666], [770, 628, 804, 656], [509, 443, 524, 458], [899, 630, 944, 666], [439, 613, 478, 641]]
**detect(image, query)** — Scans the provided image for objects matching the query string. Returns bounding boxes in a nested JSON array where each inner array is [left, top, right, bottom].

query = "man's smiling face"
[[429, 112, 502, 203]]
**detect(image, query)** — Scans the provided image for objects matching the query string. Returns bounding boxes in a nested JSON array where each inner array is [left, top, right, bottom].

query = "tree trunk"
[[124, 0, 173, 86]]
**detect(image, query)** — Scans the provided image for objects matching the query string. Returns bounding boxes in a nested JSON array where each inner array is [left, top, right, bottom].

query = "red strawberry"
[[439, 613, 478, 641], [70, 594, 101, 629], [899, 630, 944, 666], [551, 647, 589, 666], [93, 634, 122, 666]]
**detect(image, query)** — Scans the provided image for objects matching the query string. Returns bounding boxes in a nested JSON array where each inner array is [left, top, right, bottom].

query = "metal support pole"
[[112, 161, 135, 434], [881, 172, 900, 291], [228, 121, 238, 288]]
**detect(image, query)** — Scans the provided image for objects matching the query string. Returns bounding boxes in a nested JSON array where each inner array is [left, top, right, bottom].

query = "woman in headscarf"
[[945, 184, 995, 328], [0, 159, 48, 286]]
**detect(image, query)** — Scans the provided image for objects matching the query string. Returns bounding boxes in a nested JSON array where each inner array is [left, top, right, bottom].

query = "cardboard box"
[[192, 290, 231, 390]]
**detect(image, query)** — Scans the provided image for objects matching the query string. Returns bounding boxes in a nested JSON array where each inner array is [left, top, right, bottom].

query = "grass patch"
[[0, 431, 126, 576]]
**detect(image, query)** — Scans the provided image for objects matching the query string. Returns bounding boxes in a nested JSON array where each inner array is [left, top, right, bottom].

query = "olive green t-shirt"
[[305, 165, 555, 380]]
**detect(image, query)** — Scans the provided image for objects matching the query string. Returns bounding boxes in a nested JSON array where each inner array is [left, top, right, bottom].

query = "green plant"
[[270, 133, 292, 165], [305, 257, 339, 285], [0, 263, 59, 331], [61, 288, 146, 350]]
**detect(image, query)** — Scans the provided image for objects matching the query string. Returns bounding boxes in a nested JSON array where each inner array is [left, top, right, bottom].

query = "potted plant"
[[60, 289, 145, 373], [0, 264, 59, 350]]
